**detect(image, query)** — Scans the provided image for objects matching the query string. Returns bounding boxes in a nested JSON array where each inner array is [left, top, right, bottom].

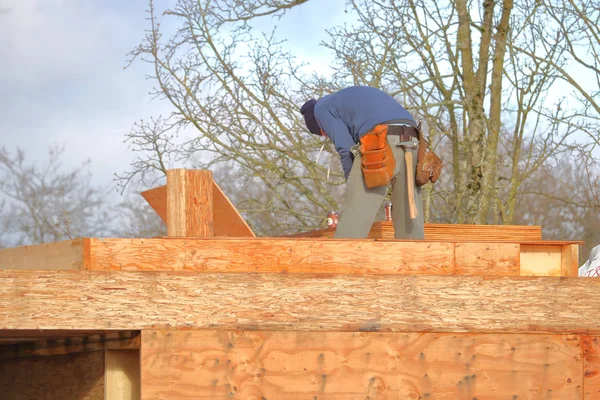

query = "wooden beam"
[[288, 222, 544, 241], [105, 350, 140, 400], [0, 329, 119, 338], [562, 243, 580, 277], [86, 238, 454, 275], [141, 330, 582, 399], [142, 182, 254, 237], [0, 332, 140, 360], [0, 351, 104, 400], [1, 237, 583, 276], [0, 239, 87, 270], [454, 243, 519, 276], [520, 244, 563, 276], [3, 270, 600, 334], [140, 186, 167, 224], [166, 169, 213, 237], [212, 181, 254, 237]]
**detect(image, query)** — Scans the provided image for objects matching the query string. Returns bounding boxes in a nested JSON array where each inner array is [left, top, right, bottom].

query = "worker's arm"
[[315, 108, 356, 180]]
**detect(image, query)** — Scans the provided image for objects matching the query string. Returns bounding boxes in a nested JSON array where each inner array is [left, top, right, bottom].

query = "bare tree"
[[122, 0, 600, 238], [323, 0, 593, 225], [0, 146, 109, 247], [120, 0, 344, 235]]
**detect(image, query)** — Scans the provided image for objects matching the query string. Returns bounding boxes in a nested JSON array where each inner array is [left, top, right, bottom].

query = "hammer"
[[397, 140, 418, 219]]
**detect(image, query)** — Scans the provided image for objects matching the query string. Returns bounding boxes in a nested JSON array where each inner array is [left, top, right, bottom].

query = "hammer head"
[[397, 140, 417, 149]]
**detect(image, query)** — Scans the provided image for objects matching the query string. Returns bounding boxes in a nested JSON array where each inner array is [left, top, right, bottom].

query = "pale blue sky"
[[1, 0, 594, 193], [0, 0, 348, 189]]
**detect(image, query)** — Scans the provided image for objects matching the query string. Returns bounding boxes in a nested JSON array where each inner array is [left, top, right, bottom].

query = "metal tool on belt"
[[397, 139, 418, 219]]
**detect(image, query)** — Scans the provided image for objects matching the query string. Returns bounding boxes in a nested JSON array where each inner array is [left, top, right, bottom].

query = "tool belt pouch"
[[415, 135, 443, 186], [359, 125, 396, 188]]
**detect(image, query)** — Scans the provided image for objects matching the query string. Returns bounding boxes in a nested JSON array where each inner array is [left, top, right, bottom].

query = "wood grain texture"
[[0, 350, 104, 400], [0, 239, 85, 270], [106, 349, 141, 400], [213, 181, 255, 237], [141, 185, 167, 224], [141, 330, 582, 400], [3, 270, 600, 334], [142, 182, 255, 237], [562, 244, 580, 277], [289, 222, 544, 242], [167, 169, 213, 237], [584, 336, 600, 399], [0, 331, 140, 360], [520, 244, 563, 276], [87, 238, 454, 274], [454, 243, 519, 276]]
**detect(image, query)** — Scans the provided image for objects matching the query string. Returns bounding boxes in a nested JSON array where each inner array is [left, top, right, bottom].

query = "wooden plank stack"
[[0, 169, 595, 400], [288, 220, 544, 241]]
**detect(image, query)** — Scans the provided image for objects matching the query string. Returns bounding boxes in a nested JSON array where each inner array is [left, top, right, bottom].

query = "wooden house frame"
[[0, 169, 597, 399]]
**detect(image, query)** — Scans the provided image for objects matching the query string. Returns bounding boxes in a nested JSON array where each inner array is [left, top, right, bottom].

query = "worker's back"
[[314, 86, 414, 143]]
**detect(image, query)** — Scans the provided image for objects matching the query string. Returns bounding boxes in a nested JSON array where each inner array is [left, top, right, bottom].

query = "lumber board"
[[0, 351, 104, 400], [212, 181, 255, 237], [141, 330, 582, 400], [454, 242, 519, 276], [167, 169, 213, 237], [289, 221, 544, 241], [141, 185, 168, 224], [584, 336, 600, 398], [0, 331, 140, 360], [0, 329, 119, 338], [3, 270, 600, 334], [86, 238, 454, 274], [520, 244, 563, 276], [0, 237, 582, 277], [142, 183, 255, 237], [563, 243, 580, 277], [105, 349, 140, 400], [0, 238, 87, 270]]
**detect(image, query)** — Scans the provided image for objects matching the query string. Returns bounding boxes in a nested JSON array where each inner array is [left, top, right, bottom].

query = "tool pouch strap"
[[359, 124, 396, 188], [415, 121, 443, 186]]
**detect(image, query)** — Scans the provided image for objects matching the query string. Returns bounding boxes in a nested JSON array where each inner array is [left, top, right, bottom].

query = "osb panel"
[[0, 350, 104, 400], [4, 270, 600, 334], [141, 330, 582, 400], [455, 243, 519, 276]]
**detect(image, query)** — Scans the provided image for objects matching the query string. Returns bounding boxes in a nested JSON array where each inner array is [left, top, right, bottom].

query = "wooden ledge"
[[158, 236, 585, 245], [1, 270, 600, 334], [0, 237, 581, 276]]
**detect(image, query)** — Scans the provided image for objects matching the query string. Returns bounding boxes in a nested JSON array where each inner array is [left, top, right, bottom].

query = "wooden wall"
[[141, 330, 590, 399]]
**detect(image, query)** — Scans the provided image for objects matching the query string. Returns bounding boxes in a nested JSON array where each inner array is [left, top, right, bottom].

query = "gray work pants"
[[334, 135, 425, 239]]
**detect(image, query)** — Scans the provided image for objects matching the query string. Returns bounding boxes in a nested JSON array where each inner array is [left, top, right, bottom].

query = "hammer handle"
[[405, 151, 418, 219]]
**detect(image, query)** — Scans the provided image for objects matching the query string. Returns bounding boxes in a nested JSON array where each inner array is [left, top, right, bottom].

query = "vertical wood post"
[[561, 243, 580, 277], [105, 349, 141, 400], [166, 169, 213, 237]]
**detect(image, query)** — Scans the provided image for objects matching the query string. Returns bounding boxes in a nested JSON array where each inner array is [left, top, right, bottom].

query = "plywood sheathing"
[[141, 330, 583, 399]]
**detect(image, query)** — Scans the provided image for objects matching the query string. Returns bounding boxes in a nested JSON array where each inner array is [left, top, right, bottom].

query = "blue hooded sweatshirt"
[[312, 86, 415, 179]]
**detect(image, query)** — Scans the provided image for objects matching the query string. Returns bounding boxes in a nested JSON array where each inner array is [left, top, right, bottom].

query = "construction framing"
[[0, 168, 596, 400]]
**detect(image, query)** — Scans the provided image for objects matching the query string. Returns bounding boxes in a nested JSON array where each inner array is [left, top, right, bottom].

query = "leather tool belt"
[[359, 124, 396, 188], [412, 122, 443, 186], [359, 122, 443, 188]]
